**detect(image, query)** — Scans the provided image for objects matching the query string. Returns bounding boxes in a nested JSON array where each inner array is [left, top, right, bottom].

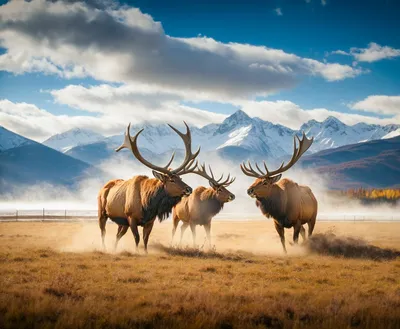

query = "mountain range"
[[42, 110, 399, 165], [0, 110, 399, 192]]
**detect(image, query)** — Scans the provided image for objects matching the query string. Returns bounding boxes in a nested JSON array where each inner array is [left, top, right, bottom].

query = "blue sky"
[[0, 0, 399, 140]]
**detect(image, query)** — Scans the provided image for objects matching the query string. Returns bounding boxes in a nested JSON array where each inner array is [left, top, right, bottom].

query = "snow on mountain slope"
[[300, 116, 399, 153], [0, 126, 34, 152], [43, 128, 104, 153], [47, 110, 400, 164], [382, 128, 400, 139]]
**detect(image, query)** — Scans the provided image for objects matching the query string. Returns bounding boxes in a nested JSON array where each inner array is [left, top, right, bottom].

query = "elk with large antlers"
[[241, 133, 318, 253], [171, 163, 235, 248], [98, 122, 200, 253]]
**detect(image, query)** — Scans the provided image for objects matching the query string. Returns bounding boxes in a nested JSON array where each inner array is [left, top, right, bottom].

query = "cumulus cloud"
[[350, 95, 400, 116], [0, 97, 226, 141], [237, 100, 399, 129], [0, 0, 363, 101], [331, 43, 400, 63]]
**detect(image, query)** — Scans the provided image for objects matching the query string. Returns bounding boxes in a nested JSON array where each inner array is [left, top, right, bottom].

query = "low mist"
[[0, 151, 399, 221]]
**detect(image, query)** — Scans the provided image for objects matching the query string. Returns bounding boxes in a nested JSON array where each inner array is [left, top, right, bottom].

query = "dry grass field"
[[0, 220, 399, 329]]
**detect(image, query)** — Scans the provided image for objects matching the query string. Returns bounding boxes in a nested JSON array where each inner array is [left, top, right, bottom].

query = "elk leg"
[[99, 214, 108, 250], [179, 222, 189, 245], [129, 221, 140, 252], [300, 226, 306, 242], [114, 225, 129, 252], [274, 221, 287, 254], [308, 214, 316, 237], [293, 224, 301, 244], [204, 222, 212, 249], [143, 221, 155, 254], [190, 223, 197, 248], [171, 214, 180, 245]]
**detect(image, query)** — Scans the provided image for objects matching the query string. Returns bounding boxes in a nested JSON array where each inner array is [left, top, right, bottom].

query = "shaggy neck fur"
[[256, 185, 290, 228], [142, 184, 182, 224], [200, 188, 224, 218]]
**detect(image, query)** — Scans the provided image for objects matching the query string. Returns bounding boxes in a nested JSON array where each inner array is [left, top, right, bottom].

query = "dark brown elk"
[[241, 133, 318, 253], [98, 122, 200, 253], [171, 163, 235, 248]]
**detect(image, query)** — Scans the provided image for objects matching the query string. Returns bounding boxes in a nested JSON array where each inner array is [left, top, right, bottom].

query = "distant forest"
[[339, 188, 400, 204]]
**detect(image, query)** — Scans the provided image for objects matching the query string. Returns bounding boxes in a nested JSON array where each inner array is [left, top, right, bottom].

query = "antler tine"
[[169, 121, 201, 175], [115, 123, 135, 152], [162, 152, 175, 169], [219, 173, 232, 186], [116, 123, 171, 175], [209, 165, 223, 183], [222, 176, 236, 187], [265, 131, 313, 177], [240, 161, 262, 178], [255, 163, 267, 176]]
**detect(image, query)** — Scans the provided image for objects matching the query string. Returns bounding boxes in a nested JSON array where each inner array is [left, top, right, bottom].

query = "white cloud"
[[0, 97, 226, 141], [274, 8, 283, 16], [321, 0, 327, 6], [237, 100, 399, 129], [331, 43, 400, 63], [350, 95, 400, 115], [0, 0, 363, 101]]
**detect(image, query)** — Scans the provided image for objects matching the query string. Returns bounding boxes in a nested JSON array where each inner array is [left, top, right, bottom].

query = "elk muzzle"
[[183, 187, 192, 196], [228, 194, 235, 202], [247, 188, 256, 198]]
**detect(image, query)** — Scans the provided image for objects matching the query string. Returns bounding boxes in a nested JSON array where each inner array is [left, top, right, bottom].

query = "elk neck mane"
[[142, 179, 182, 224], [199, 187, 224, 217], [256, 185, 285, 222]]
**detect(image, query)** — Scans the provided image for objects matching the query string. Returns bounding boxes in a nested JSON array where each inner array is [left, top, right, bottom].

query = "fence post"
[[43, 208, 45, 221], [65, 209, 67, 220], [16, 210, 18, 222]]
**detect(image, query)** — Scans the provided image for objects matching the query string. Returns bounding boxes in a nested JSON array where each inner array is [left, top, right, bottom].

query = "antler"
[[168, 122, 201, 175], [181, 162, 236, 187], [241, 132, 313, 178], [115, 122, 200, 176]]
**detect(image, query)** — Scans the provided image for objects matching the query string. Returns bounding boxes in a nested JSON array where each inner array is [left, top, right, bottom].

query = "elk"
[[241, 133, 318, 253], [98, 122, 200, 253], [172, 163, 235, 248]]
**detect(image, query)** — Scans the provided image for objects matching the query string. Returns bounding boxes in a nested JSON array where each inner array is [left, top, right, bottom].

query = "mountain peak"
[[43, 128, 104, 153], [323, 116, 345, 125], [228, 109, 251, 121]]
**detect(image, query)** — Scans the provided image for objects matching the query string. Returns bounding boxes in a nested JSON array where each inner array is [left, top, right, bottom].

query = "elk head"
[[116, 122, 201, 197], [241, 132, 313, 199], [182, 162, 236, 203]]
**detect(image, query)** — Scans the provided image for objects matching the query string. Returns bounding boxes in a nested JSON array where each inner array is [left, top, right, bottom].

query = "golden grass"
[[0, 220, 399, 329]]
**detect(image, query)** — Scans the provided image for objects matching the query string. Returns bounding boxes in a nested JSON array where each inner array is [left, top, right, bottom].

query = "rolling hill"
[[301, 136, 400, 189], [0, 127, 105, 194]]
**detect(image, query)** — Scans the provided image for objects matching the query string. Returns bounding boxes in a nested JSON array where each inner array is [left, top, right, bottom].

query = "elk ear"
[[152, 170, 166, 182], [270, 174, 282, 184], [209, 180, 218, 190]]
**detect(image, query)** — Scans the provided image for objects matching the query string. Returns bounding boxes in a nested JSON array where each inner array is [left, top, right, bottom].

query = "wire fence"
[[0, 209, 399, 222]]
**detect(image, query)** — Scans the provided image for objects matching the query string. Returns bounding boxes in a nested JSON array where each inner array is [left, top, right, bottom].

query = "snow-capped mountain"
[[0, 126, 34, 152], [382, 128, 400, 140], [300, 116, 399, 153], [43, 110, 400, 165], [43, 128, 104, 153]]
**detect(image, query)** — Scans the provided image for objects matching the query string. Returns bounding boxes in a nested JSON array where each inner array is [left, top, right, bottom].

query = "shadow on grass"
[[152, 243, 255, 262], [307, 233, 400, 261]]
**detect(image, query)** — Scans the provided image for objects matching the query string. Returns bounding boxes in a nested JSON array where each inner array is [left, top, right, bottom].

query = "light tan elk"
[[98, 122, 200, 253], [241, 133, 318, 253], [172, 163, 235, 248]]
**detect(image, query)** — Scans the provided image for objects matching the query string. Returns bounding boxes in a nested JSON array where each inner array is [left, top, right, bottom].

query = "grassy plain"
[[0, 220, 399, 329]]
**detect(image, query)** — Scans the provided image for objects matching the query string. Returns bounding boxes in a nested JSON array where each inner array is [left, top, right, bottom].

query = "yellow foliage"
[[342, 188, 400, 200]]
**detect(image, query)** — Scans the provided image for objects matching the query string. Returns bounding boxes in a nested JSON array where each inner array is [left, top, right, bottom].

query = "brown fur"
[[171, 185, 234, 247], [248, 177, 318, 253], [98, 174, 190, 253]]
